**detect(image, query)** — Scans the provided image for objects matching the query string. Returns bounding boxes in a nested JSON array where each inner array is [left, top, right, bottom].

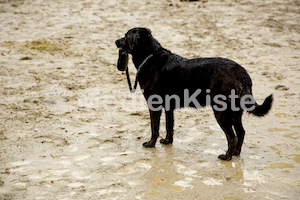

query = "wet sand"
[[0, 0, 299, 199]]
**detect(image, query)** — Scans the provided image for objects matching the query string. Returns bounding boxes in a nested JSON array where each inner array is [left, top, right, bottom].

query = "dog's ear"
[[140, 28, 151, 37], [127, 28, 152, 51], [126, 32, 138, 51], [138, 28, 152, 44]]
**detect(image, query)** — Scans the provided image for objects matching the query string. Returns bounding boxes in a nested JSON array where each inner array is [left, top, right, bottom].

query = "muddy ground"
[[0, 0, 299, 199]]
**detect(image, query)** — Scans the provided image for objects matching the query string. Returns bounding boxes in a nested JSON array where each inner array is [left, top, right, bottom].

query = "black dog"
[[115, 27, 273, 161]]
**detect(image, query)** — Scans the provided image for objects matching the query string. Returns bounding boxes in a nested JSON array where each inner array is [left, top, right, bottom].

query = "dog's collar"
[[136, 54, 154, 74], [126, 54, 154, 93]]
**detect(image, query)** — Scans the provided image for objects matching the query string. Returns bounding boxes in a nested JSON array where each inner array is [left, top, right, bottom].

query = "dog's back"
[[148, 51, 252, 107]]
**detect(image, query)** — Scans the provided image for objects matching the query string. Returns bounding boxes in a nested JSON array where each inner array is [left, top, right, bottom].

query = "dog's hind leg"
[[233, 111, 245, 156], [160, 109, 174, 145], [214, 111, 238, 161], [143, 109, 162, 148]]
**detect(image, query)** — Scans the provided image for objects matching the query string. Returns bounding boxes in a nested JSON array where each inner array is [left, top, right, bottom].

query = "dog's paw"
[[143, 141, 156, 148], [159, 138, 173, 145], [218, 154, 232, 161], [233, 150, 241, 156]]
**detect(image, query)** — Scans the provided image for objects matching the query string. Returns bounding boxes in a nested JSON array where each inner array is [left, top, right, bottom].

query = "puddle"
[[220, 161, 236, 168], [279, 104, 287, 107], [291, 125, 300, 129], [150, 176, 173, 190], [171, 186, 183, 191], [269, 146, 281, 155], [23, 39, 66, 52], [282, 180, 300, 188], [267, 163, 294, 169], [287, 154, 300, 163], [268, 128, 288, 132], [274, 113, 287, 117], [231, 171, 244, 180], [152, 176, 164, 183], [284, 133, 299, 139]]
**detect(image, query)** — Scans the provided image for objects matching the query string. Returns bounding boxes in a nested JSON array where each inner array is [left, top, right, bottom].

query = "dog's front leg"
[[143, 109, 162, 148], [160, 109, 174, 145]]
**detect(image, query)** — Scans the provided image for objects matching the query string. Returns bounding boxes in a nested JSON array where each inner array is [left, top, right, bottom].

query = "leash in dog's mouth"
[[117, 48, 129, 71], [123, 54, 153, 93]]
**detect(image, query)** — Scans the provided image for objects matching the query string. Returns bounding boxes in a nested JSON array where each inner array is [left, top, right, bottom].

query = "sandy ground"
[[0, 0, 300, 199]]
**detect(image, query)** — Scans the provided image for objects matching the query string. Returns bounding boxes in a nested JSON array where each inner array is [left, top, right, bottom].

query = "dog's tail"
[[247, 94, 273, 117]]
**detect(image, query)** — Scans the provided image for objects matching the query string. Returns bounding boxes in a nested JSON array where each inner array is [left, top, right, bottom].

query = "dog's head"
[[115, 28, 152, 71], [115, 27, 152, 53]]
